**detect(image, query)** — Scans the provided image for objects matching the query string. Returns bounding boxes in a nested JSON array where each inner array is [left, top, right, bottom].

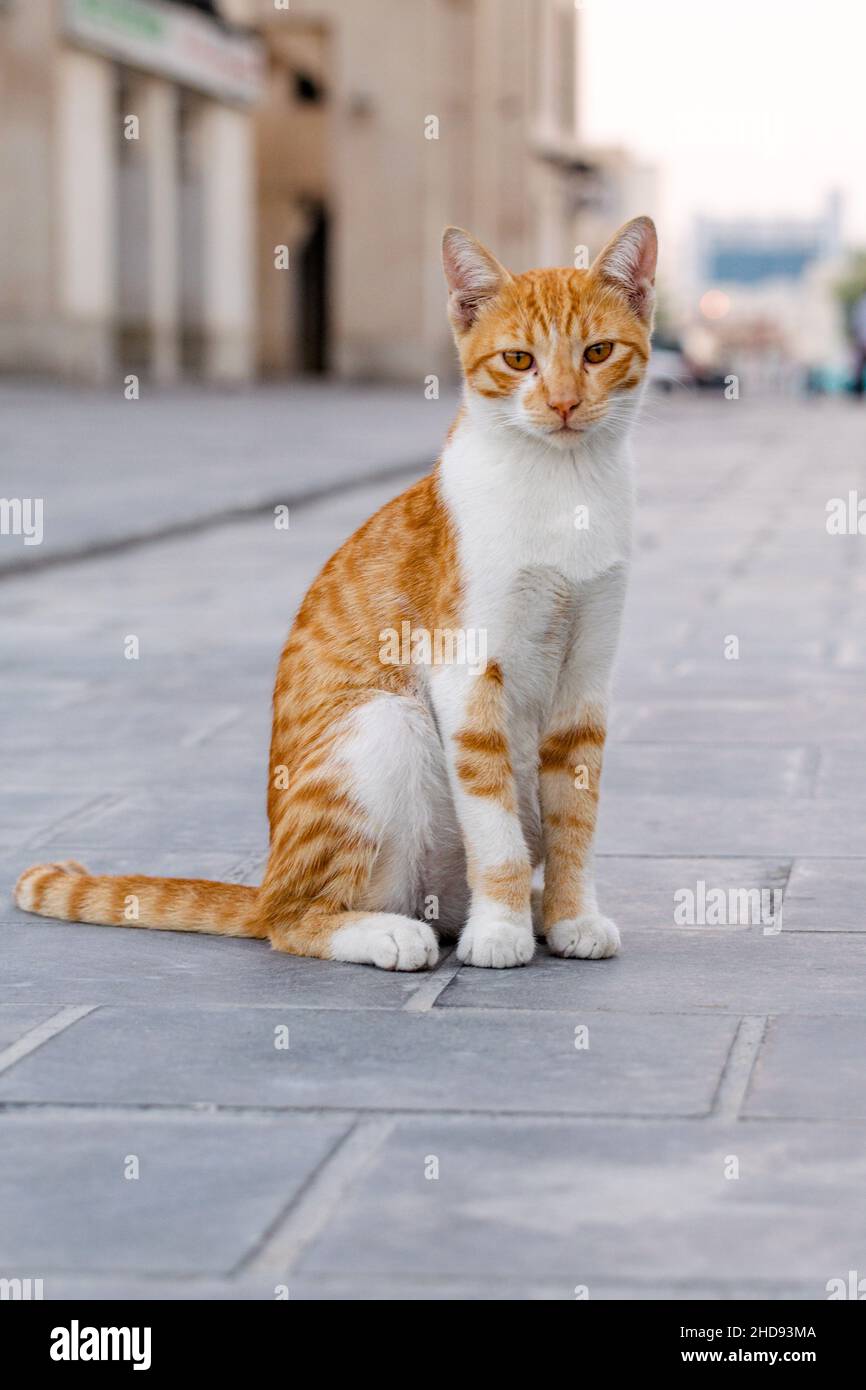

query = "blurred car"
[[647, 343, 694, 391]]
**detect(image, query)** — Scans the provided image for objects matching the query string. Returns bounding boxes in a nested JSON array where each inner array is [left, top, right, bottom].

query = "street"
[[2, 384, 866, 1299]]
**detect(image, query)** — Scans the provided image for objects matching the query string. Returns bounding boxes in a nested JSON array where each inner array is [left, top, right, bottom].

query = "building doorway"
[[296, 203, 329, 374]]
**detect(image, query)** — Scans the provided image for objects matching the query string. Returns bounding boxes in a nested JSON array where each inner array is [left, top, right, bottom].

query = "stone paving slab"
[[594, 855, 790, 930], [2, 392, 866, 1296], [28, 788, 269, 855], [0, 792, 111, 852], [0, 381, 458, 573], [439, 930, 866, 1015], [31, 1272, 829, 1301], [782, 859, 866, 932], [617, 694, 866, 748], [0, 1005, 739, 1117], [600, 742, 814, 799], [744, 1016, 866, 1121], [0, 920, 433, 1009], [813, 748, 866, 799], [596, 792, 866, 857], [0, 1005, 64, 1049], [295, 1117, 865, 1296], [0, 1110, 350, 1276]]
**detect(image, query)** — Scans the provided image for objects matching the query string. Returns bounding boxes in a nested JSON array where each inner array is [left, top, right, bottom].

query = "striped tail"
[[13, 860, 264, 938]]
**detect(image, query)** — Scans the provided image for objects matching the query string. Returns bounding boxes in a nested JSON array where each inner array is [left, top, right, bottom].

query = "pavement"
[[1, 383, 866, 1301]]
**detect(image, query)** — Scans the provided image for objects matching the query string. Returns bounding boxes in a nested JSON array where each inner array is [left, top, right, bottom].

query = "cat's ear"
[[442, 227, 511, 332], [590, 216, 657, 323]]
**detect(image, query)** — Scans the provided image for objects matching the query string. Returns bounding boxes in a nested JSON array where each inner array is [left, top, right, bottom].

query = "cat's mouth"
[[549, 421, 588, 436]]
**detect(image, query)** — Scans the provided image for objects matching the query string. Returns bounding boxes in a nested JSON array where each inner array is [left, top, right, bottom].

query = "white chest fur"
[[439, 414, 634, 644]]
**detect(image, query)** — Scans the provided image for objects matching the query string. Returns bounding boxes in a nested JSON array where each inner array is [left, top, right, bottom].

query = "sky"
[[579, 0, 866, 249]]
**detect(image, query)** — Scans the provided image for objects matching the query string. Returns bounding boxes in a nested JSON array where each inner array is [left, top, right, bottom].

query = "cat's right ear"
[[442, 228, 511, 333]]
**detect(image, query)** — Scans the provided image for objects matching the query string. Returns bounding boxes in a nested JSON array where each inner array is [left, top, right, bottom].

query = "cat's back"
[[282, 466, 461, 671]]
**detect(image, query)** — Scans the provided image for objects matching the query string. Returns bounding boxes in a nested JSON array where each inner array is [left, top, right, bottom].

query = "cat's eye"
[[584, 341, 614, 364], [502, 350, 534, 371]]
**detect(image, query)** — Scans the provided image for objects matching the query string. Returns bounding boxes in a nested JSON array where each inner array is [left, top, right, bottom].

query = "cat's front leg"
[[431, 662, 535, 968], [539, 705, 619, 958], [540, 566, 627, 960]]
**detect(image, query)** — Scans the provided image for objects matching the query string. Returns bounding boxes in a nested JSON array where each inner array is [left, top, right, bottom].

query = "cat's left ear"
[[442, 227, 512, 333], [590, 216, 657, 323]]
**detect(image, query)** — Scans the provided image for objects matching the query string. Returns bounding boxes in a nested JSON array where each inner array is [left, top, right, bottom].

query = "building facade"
[[227, 0, 601, 382], [1, 0, 647, 384], [0, 0, 263, 384]]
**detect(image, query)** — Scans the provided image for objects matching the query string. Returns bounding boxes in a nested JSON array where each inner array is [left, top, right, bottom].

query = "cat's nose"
[[547, 396, 580, 421]]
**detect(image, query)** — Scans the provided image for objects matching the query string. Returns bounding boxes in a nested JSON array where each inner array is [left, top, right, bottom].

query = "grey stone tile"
[[297, 1116, 866, 1295], [3, 389, 866, 1295], [596, 793, 866, 857], [813, 748, 866, 800], [0, 380, 455, 571], [596, 856, 790, 931], [616, 695, 866, 747], [34, 1277, 269, 1301], [0, 1111, 349, 1275], [264, 1272, 825, 1300], [29, 788, 268, 854], [0, 918, 435, 1009], [783, 859, 866, 932], [0, 792, 106, 851], [745, 1016, 866, 1120], [601, 743, 814, 799], [0, 1005, 61, 1049], [0, 700, 250, 767], [439, 929, 866, 1016], [0, 1006, 738, 1117], [26, 1271, 828, 1300]]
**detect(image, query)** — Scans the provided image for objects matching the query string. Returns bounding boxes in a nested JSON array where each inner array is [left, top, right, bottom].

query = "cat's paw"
[[329, 915, 439, 971], [547, 914, 620, 960], [457, 920, 535, 969]]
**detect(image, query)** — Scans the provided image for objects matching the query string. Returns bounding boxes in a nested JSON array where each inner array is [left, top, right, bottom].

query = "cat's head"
[[442, 218, 657, 450]]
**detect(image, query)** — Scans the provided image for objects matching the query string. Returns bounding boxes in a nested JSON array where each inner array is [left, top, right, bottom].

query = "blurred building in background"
[[679, 194, 849, 389], [232, 0, 620, 382], [695, 195, 843, 288], [0, 0, 263, 384], [0, 0, 647, 385]]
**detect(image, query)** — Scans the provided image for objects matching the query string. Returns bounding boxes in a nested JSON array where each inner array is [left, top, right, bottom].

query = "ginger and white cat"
[[16, 217, 657, 971]]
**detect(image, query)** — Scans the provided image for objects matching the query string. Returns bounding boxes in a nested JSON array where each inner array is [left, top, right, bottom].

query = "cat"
[[15, 216, 657, 972]]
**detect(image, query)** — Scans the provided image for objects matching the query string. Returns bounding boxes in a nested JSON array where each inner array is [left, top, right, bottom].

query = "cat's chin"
[[516, 421, 599, 452]]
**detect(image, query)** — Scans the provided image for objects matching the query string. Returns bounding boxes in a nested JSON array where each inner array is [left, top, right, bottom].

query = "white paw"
[[547, 914, 620, 960], [329, 915, 439, 972], [457, 920, 535, 969]]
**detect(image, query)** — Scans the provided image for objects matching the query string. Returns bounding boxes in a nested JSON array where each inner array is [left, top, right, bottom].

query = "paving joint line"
[[0, 459, 428, 581], [710, 1014, 768, 1121], [0, 1100, 777, 1123], [402, 945, 462, 1011], [0, 1005, 97, 1077], [237, 1115, 394, 1279]]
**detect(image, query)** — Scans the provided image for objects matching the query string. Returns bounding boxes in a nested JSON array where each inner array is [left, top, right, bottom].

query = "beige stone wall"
[[0, 0, 596, 384], [0, 1, 60, 372], [244, 0, 560, 382], [0, 0, 260, 384]]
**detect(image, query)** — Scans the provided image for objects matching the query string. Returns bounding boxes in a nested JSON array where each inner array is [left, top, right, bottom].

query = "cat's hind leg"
[[259, 692, 454, 970]]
